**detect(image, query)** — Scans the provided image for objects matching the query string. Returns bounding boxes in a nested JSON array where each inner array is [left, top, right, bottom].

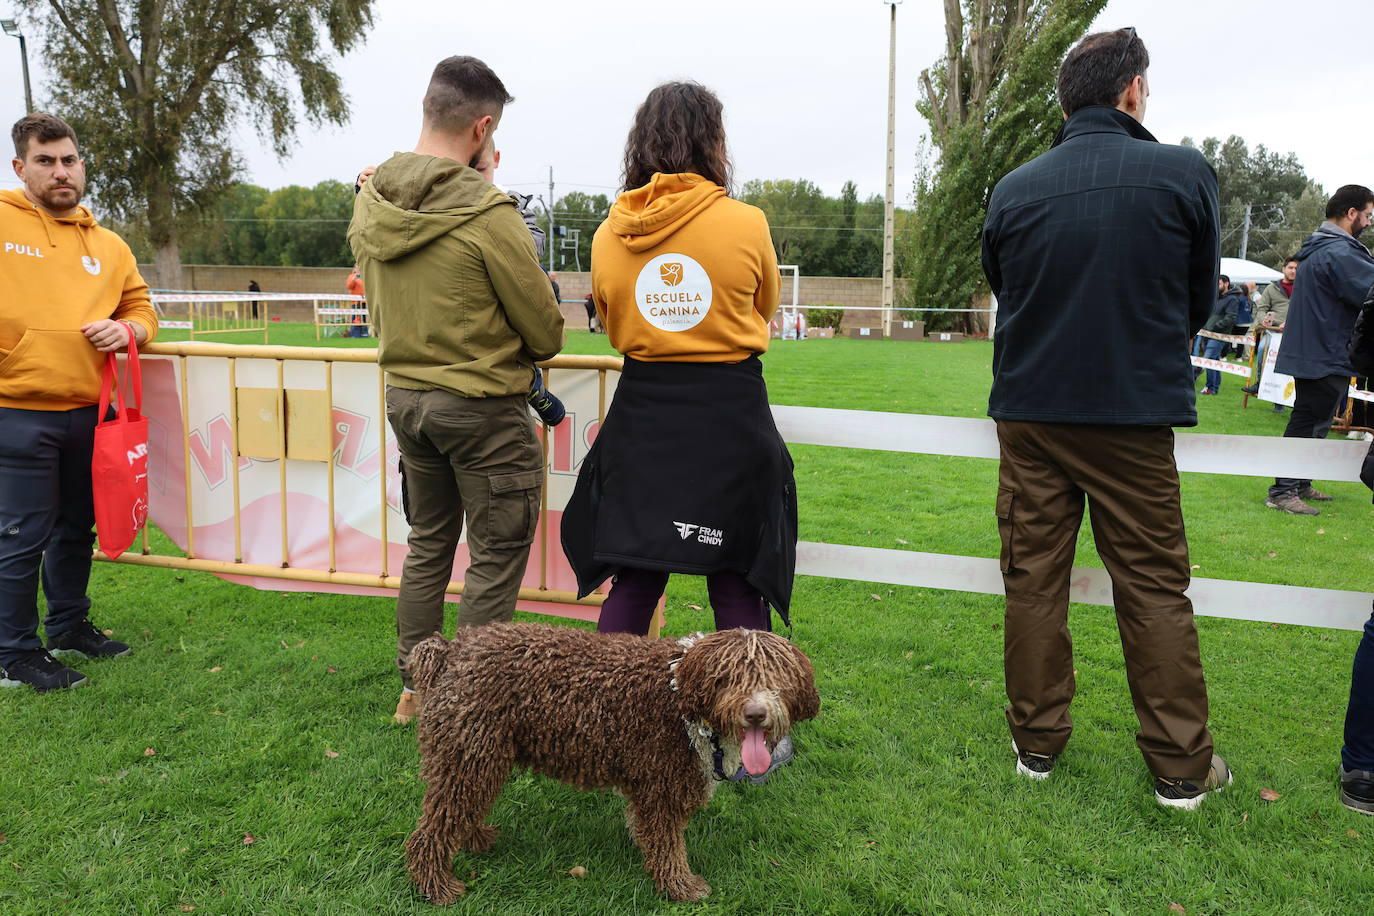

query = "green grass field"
[[2, 328, 1371, 915]]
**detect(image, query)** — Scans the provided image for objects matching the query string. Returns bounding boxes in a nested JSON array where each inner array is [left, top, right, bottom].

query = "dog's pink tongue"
[[741, 726, 771, 775]]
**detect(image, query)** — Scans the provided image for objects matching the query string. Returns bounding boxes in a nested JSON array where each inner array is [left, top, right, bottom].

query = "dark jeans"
[[1192, 335, 1225, 391], [995, 420, 1214, 780], [385, 387, 544, 689], [1343, 604, 1374, 771], [1270, 374, 1349, 499], [0, 405, 100, 665], [596, 567, 769, 636]]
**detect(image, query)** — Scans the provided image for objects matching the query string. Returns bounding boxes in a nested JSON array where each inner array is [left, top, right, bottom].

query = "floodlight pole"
[[881, 1, 901, 337], [547, 166, 555, 273], [1, 20, 32, 113]]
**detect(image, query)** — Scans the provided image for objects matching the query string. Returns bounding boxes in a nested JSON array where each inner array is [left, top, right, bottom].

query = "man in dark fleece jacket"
[[1264, 184, 1374, 515], [347, 56, 564, 725], [982, 28, 1230, 809]]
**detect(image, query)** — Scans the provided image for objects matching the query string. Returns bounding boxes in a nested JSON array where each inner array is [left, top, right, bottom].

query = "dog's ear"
[[672, 643, 719, 718], [407, 634, 450, 693], [787, 642, 821, 722]]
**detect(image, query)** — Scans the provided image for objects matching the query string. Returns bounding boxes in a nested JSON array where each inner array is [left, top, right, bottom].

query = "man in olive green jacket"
[[347, 56, 564, 723]]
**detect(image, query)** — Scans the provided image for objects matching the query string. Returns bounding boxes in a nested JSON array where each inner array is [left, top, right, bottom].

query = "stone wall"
[[143, 264, 910, 330]]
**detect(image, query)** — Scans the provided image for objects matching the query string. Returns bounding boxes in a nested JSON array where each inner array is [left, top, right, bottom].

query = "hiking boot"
[[394, 690, 419, 724], [1012, 738, 1057, 780], [1265, 493, 1319, 516], [0, 649, 88, 692], [1241, 383, 1260, 395], [1298, 486, 1333, 502], [1340, 764, 1374, 815], [47, 619, 131, 659], [1155, 754, 1232, 809]]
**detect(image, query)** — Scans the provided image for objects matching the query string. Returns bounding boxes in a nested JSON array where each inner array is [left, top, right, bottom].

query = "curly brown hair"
[[621, 82, 732, 193]]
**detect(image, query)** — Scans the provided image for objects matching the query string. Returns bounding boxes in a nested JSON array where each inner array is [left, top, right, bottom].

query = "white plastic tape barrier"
[[1196, 330, 1255, 346], [771, 406, 1371, 481], [151, 292, 356, 303], [795, 542, 1372, 631], [1189, 355, 1251, 378]]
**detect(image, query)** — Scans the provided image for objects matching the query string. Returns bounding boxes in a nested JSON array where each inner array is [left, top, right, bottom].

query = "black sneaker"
[[527, 367, 566, 426], [47, 619, 132, 659], [1241, 384, 1260, 395], [0, 649, 88, 692], [1340, 764, 1374, 815], [1012, 739, 1057, 780], [1155, 754, 1232, 809]]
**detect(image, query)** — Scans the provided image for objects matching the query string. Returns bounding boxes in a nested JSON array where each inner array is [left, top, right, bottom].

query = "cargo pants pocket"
[[995, 486, 1016, 574], [487, 468, 542, 549]]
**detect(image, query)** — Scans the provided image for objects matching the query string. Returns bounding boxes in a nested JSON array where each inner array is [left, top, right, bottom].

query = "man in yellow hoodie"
[[0, 113, 157, 692]]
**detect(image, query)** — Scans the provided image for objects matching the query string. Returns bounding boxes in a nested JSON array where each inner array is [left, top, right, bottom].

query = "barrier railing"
[[98, 344, 1373, 633]]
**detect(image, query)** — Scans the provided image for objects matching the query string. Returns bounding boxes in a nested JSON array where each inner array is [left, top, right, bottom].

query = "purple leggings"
[[596, 567, 769, 635]]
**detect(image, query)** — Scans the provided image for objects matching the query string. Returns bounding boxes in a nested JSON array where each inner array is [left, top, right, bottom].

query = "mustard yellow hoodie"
[[591, 173, 779, 362], [0, 188, 156, 410]]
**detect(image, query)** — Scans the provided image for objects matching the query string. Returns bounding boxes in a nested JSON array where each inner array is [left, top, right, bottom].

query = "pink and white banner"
[[138, 354, 616, 620]]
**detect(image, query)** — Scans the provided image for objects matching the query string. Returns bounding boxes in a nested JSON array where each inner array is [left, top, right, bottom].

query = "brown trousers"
[[995, 420, 1214, 780], [386, 387, 544, 688]]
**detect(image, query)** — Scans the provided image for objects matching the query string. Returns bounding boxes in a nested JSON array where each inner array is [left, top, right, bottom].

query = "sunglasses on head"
[[1114, 27, 1138, 75]]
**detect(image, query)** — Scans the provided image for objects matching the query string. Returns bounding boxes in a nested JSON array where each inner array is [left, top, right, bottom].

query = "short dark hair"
[[1325, 185, 1374, 220], [422, 56, 513, 135], [1057, 28, 1150, 116], [12, 112, 78, 159], [1219, 274, 1230, 287], [621, 82, 732, 192], [1283, 256, 1299, 266]]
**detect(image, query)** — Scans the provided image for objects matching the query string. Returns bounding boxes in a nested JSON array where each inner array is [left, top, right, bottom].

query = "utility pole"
[[1, 19, 33, 114], [1238, 203, 1251, 261], [881, 1, 901, 337], [547, 166, 555, 273]]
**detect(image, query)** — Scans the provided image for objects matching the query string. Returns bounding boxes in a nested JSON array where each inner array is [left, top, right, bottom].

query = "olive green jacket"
[[348, 152, 564, 397], [1258, 280, 1291, 327]]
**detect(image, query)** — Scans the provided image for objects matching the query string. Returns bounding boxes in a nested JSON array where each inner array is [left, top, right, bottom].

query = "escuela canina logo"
[[660, 262, 684, 287]]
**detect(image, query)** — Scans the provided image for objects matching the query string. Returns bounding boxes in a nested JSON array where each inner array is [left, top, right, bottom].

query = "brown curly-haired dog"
[[404, 622, 819, 904]]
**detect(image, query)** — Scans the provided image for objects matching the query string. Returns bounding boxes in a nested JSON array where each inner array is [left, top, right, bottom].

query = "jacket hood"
[[1052, 106, 1158, 148], [1296, 221, 1371, 262], [350, 152, 514, 262], [606, 173, 726, 253]]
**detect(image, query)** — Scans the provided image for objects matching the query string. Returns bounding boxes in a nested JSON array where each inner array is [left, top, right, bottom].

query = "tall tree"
[[1180, 135, 1324, 268], [909, 0, 1106, 330], [18, 0, 373, 288], [550, 191, 610, 273]]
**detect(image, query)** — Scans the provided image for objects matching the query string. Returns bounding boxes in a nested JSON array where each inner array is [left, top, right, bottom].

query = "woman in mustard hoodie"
[[561, 82, 796, 640]]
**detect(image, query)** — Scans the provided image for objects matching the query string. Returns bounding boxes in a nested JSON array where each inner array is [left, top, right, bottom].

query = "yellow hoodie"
[[591, 173, 779, 362], [0, 188, 157, 410]]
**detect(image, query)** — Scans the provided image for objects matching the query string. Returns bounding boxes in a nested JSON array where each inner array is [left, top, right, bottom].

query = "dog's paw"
[[423, 877, 468, 906], [662, 873, 711, 902], [460, 824, 500, 853]]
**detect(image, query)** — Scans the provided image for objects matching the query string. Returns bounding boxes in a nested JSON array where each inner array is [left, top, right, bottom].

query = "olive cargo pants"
[[995, 420, 1214, 781], [386, 387, 544, 689]]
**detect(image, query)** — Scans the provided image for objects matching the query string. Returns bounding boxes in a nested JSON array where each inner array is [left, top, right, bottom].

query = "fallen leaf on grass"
[[280, 640, 288, 649], [1316, 529, 1326, 534], [324, 749, 339, 759], [143, 748, 156, 757], [243, 833, 255, 845], [869, 593, 883, 601], [139, 630, 152, 638], [1169, 905, 1186, 915], [895, 538, 910, 545], [326, 667, 337, 674], [208, 666, 222, 673], [293, 640, 305, 648], [1348, 829, 1362, 838], [767, 857, 782, 868], [177, 906, 196, 912], [1267, 551, 1277, 557], [568, 866, 587, 878], [1240, 812, 1249, 824], [903, 651, 913, 659], [0, 832, 5, 843], [102, 629, 114, 637], [1259, 788, 1282, 801], [1190, 564, 1200, 570], [684, 604, 702, 611]]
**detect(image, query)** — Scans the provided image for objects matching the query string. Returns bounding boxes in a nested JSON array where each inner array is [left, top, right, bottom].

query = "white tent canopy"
[[1220, 257, 1283, 284]]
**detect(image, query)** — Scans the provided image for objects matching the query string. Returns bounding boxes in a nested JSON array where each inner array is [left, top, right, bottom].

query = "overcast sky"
[[1, 0, 1369, 210]]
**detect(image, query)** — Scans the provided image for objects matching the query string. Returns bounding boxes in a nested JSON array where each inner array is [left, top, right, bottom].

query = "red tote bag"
[[91, 327, 149, 559]]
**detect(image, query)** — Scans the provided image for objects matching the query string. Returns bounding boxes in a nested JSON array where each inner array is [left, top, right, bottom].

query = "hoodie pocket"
[[0, 328, 103, 404]]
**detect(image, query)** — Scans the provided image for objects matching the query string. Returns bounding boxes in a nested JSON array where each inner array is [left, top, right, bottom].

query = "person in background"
[[248, 278, 261, 320], [981, 28, 1230, 808], [584, 292, 599, 332], [0, 113, 159, 692], [345, 266, 367, 337], [1194, 275, 1238, 395], [347, 56, 564, 725], [1243, 256, 1297, 411], [1265, 185, 1374, 516]]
